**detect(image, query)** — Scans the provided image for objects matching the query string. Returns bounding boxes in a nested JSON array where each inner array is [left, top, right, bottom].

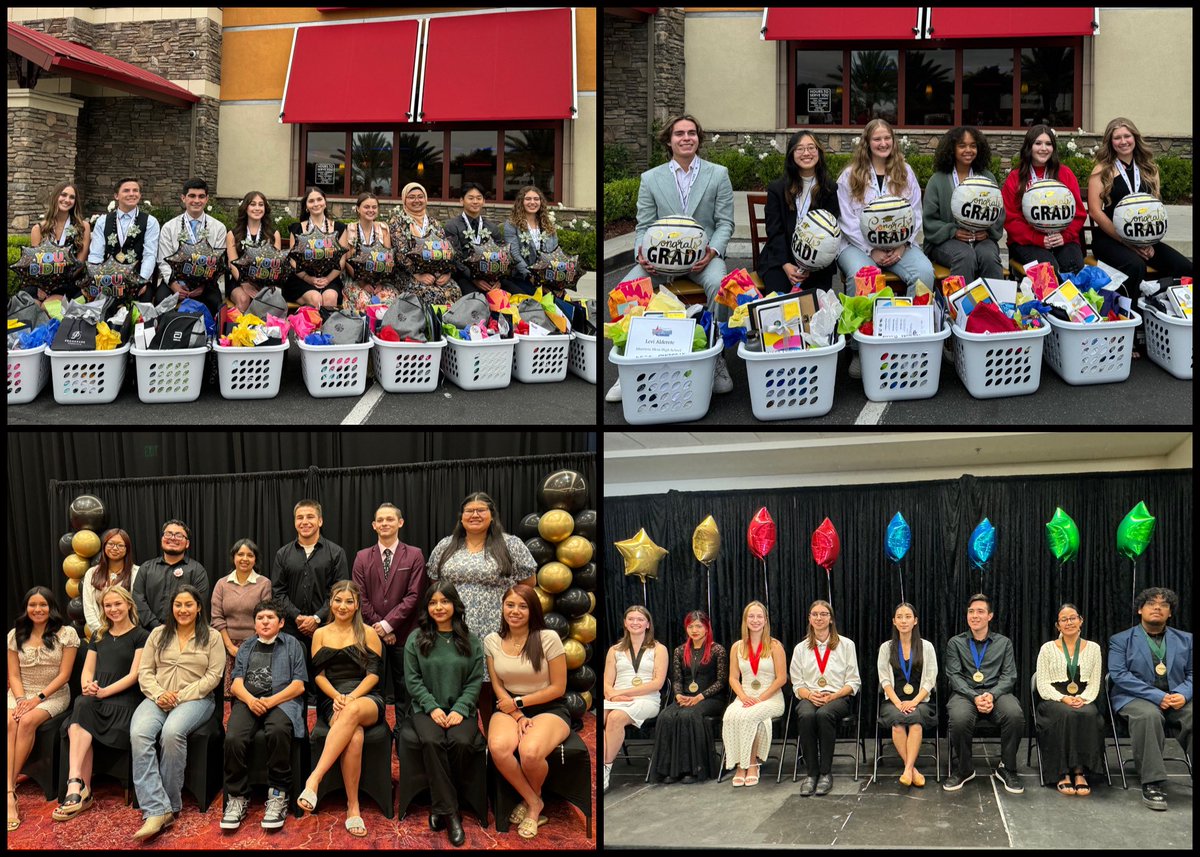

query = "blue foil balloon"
[[886, 512, 911, 563], [969, 518, 996, 569]]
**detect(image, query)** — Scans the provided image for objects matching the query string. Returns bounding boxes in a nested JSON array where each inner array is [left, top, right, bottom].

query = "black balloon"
[[564, 691, 586, 721], [346, 242, 397, 285], [237, 243, 291, 285], [68, 494, 107, 532], [582, 643, 593, 662], [8, 237, 85, 293], [289, 230, 349, 277], [567, 665, 596, 693], [543, 612, 569, 640], [466, 235, 512, 279], [403, 235, 457, 275], [59, 532, 77, 557], [572, 562, 597, 591], [524, 536, 556, 568], [82, 257, 146, 301], [538, 469, 588, 513], [573, 509, 597, 541], [528, 247, 581, 294], [165, 237, 227, 288], [555, 587, 591, 619], [517, 513, 542, 540], [67, 597, 85, 623]]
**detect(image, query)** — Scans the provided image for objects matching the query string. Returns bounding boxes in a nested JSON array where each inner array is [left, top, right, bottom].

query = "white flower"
[[89, 214, 100, 224], [206, 205, 213, 212], [581, 220, 590, 230], [758, 152, 768, 160], [143, 200, 152, 208], [1077, 127, 1084, 134], [744, 134, 752, 143], [107, 200, 117, 212], [558, 201, 565, 209], [1067, 140, 1077, 151], [712, 134, 720, 142], [768, 139, 779, 150], [737, 147, 746, 155], [1089, 146, 1098, 156], [851, 136, 860, 146]]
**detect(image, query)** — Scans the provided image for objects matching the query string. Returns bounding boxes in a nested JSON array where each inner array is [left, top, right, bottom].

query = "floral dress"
[[341, 223, 402, 314], [389, 211, 462, 307], [7, 626, 81, 717]]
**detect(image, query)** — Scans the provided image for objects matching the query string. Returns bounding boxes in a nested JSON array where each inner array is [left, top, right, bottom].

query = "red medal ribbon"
[[814, 642, 832, 678], [748, 639, 764, 676]]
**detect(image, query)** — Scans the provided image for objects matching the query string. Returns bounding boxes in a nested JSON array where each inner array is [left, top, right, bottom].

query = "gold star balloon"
[[692, 515, 720, 566], [615, 528, 668, 583]]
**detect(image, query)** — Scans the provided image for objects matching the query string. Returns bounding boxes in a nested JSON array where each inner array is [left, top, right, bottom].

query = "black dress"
[[67, 625, 150, 749], [1090, 167, 1191, 296], [312, 644, 385, 725], [649, 643, 728, 782], [879, 659, 937, 731]]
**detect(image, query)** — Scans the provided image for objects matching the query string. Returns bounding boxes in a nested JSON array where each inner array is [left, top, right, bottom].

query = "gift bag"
[[323, 311, 367, 345], [51, 315, 99, 351], [442, 293, 490, 329], [380, 295, 428, 342], [248, 286, 288, 321], [149, 312, 207, 349], [8, 290, 48, 332]]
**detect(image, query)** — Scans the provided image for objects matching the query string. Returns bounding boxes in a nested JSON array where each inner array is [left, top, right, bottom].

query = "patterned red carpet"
[[7, 706, 595, 849]]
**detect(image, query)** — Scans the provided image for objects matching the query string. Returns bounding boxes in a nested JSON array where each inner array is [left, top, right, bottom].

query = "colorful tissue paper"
[[717, 268, 760, 308], [854, 266, 885, 297], [1025, 262, 1060, 301], [486, 289, 512, 312], [965, 301, 1021, 334], [838, 287, 893, 335], [94, 321, 121, 351], [608, 276, 653, 320], [1061, 266, 1112, 292], [646, 286, 688, 316]]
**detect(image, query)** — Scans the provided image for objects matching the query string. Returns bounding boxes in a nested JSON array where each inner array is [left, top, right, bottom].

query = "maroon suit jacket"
[[351, 540, 427, 644]]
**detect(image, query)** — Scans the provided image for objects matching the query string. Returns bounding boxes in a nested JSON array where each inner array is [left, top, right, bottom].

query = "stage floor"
[[604, 738, 1192, 849]]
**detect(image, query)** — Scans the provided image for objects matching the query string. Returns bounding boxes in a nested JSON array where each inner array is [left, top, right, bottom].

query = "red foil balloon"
[[747, 507, 777, 560], [811, 518, 840, 571]]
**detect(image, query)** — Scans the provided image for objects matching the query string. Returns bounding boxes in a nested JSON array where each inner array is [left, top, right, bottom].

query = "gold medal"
[[751, 679, 761, 691], [817, 676, 827, 687], [973, 671, 984, 683], [1155, 662, 1167, 676], [116, 252, 127, 262], [688, 682, 699, 693], [903, 683, 914, 695], [1067, 682, 1078, 694], [631, 676, 643, 686]]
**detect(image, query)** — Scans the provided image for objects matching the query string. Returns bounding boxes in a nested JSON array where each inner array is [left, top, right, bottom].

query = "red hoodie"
[[1002, 164, 1087, 248]]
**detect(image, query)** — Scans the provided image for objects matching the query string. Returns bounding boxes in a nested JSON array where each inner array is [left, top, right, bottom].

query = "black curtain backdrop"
[[605, 470, 1191, 732]]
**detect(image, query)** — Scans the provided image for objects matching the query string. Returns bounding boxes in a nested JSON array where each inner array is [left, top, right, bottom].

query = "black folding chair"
[[782, 688, 864, 783], [616, 681, 670, 783], [1026, 674, 1112, 788], [1104, 672, 1192, 789], [869, 685, 940, 785]]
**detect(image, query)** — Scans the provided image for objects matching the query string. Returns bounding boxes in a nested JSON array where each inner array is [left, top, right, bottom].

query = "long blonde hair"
[[616, 605, 656, 654], [1093, 117, 1160, 207], [804, 599, 841, 651], [846, 118, 911, 203], [737, 600, 775, 661], [94, 584, 138, 642]]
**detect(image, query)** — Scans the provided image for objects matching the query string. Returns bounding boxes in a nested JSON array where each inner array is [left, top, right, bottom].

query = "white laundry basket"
[[1137, 299, 1191, 380], [7, 344, 49, 404], [951, 323, 1052, 398], [567, 332, 597, 384], [512, 332, 571, 383], [48, 342, 132, 404], [608, 334, 722, 425], [853, 327, 952, 402], [213, 340, 289, 399], [296, 338, 372, 397], [371, 336, 446, 393], [738, 336, 845, 420], [441, 336, 516, 390], [1042, 310, 1141, 385], [131, 344, 209, 403]]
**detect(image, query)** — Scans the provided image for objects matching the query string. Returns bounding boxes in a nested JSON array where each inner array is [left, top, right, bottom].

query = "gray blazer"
[[503, 220, 560, 278], [634, 157, 735, 260]]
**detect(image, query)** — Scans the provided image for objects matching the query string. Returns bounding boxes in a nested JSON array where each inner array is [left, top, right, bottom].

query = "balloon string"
[[826, 568, 833, 615], [706, 564, 712, 620], [897, 562, 905, 604], [762, 558, 770, 618], [642, 579, 647, 607]]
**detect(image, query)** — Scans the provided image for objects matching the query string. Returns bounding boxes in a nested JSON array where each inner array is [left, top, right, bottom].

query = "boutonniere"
[[107, 233, 118, 247], [127, 223, 142, 239], [63, 223, 79, 241]]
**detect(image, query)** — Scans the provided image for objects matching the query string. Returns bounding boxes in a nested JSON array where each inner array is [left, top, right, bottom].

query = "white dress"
[[603, 646, 662, 727], [722, 640, 786, 769]]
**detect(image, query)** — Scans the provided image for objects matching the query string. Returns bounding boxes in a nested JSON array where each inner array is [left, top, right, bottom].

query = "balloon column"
[[747, 507, 777, 614], [61, 494, 108, 636], [811, 518, 840, 612], [886, 512, 912, 602], [527, 469, 596, 728]]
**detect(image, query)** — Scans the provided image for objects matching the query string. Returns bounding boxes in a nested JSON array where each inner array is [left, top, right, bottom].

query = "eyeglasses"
[[810, 611, 831, 618], [1059, 617, 1081, 624], [463, 508, 490, 517], [794, 146, 818, 154], [163, 532, 187, 541]]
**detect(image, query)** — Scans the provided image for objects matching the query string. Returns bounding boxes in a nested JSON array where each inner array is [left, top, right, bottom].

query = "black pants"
[[793, 695, 852, 777], [756, 261, 837, 296], [224, 701, 294, 795], [383, 637, 408, 722], [1090, 232, 1191, 298], [947, 692, 1024, 776], [1009, 241, 1085, 277], [410, 712, 484, 815]]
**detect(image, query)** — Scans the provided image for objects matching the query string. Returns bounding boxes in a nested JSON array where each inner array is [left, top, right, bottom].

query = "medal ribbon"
[[898, 642, 913, 689], [1026, 165, 1048, 191], [748, 639, 763, 676], [1116, 159, 1140, 195], [794, 178, 814, 224], [629, 642, 647, 677], [1060, 638, 1080, 685], [1145, 632, 1167, 672], [814, 641, 832, 681], [688, 644, 702, 692], [969, 637, 990, 675], [950, 165, 975, 189]]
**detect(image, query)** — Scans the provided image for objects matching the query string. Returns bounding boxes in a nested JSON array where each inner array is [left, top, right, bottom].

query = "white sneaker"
[[605, 378, 622, 402], [849, 353, 862, 379], [603, 763, 612, 792], [713, 355, 733, 393]]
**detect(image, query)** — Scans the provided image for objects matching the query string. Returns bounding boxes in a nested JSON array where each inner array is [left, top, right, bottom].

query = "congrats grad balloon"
[[790, 209, 841, 271], [1111, 194, 1168, 246], [950, 177, 1005, 231], [643, 215, 708, 276], [859, 196, 915, 250], [1021, 180, 1075, 232]]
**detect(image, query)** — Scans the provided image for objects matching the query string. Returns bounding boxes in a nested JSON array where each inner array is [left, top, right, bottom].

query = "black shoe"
[[1142, 782, 1168, 811], [429, 812, 444, 830], [680, 775, 697, 784], [446, 813, 465, 847], [815, 774, 833, 795], [660, 775, 677, 784], [942, 770, 976, 791], [799, 776, 816, 796], [994, 765, 1024, 794]]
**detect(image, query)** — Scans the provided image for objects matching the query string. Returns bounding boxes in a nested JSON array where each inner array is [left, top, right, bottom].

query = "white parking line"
[[340, 385, 383, 424], [854, 401, 888, 424]]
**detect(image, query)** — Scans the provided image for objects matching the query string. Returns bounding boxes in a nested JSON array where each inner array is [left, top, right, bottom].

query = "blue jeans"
[[837, 244, 936, 298], [131, 696, 214, 817]]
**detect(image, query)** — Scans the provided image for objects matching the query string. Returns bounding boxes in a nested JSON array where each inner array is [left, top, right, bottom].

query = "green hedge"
[[557, 227, 596, 272], [603, 178, 640, 225], [604, 144, 634, 183]]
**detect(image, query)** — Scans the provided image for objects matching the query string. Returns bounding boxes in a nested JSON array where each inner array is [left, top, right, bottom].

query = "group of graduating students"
[[24, 176, 561, 318], [602, 588, 1191, 813]]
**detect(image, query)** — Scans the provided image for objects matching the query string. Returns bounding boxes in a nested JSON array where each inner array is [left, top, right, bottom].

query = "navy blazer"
[[351, 541, 427, 644], [1108, 624, 1193, 711]]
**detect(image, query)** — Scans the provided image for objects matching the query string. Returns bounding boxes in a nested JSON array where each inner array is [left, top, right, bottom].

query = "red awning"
[[928, 8, 1098, 39], [761, 8, 921, 41], [280, 19, 420, 123], [419, 8, 576, 122], [7, 22, 199, 107]]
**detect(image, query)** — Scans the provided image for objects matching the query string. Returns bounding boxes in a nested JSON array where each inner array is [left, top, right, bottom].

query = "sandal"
[[297, 787, 318, 814], [745, 764, 761, 786], [517, 815, 548, 839], [508, 802, 528, 825], [344, 815, 366, 838], [731, 771, 746, 787], [52, 779, 93, 821], [1056, 776, 1076, 795], [7, 789, 18, 832], [1073, 774, 1090, 796]]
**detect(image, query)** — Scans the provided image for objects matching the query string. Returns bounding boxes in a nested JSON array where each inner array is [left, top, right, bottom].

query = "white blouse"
[[1035, 638, 1101, 703], [789, 636, 861, 695], [876, 639, 938, 693]]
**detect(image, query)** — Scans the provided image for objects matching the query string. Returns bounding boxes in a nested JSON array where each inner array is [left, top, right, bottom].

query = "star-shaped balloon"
[[289, 231, 349, 277], [346, 243, 397, 285], [237, 243, 291, 285], [405, 236, 457, 275], [969, 518, 996, 569], [747, 507, 776, 560], [82, 257, 147, 301], [1117, 501, 1155, 560], [886, 512, 911, 563], [529, 247, 580, 292], [467, 236, 513, 279], [692, 515, 720, 566], [8, 237, 85, 293], [812, 517, 840, 571], [615, 528, 668, 584], [1045, 507, 1080, 565], [165, 238, 227, 288]]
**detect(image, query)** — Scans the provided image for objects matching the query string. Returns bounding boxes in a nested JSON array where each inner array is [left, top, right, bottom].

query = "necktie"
[[383, 548, 392, 584]]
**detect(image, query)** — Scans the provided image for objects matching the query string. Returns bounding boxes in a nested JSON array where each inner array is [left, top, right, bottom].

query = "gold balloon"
[[63, 553, 90, 580], [692, 515, 720, 566], [556, 535, 593, 569], [84, 625, 94, 642], [533, 585, 556, 616], [615, 528, 668, 583], [568, 613, 596, 644], [71, 529, 102, 559], [65, 577, 81, 599], [537, 562, 573, 594], [587, 592, 596, 613], [538, 509, 574, 543], [581, 690, 593, 710], [563, 638, 586, 670]]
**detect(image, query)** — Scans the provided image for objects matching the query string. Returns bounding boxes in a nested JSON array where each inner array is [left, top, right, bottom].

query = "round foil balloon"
[[1117, 501, 1156, 560], [573, 561, 597, 591], [811, 517, 840, 571], [59, 532, 77, 558], [467, 235, 513, 279], [346, 242, 397, 285], [538, 510, 574, 543], [747, 507, 777, 560], [63, 554, 89, 580], [238, 243, 291, 284], [615, 529, 667, 584], [886, 512, 911, 563], [69, 495, 107, 532], [554, 587, 591, 619], [1021, 180, 1076, 232], [859, 196, 915, 250], [165, 237, 227, 288], [290, 230, 349, 277], [8, 237, 85, 293], [67, 597, 85, 623], [692, 515, 721, 566], [537, 562, 573, 594], [790, 209, 841, 271], [563, 638, 586, 670], [564, 691, 586, 721], [556, 535, 593, 569], [643, 215, 708, 276], [71, 529, 101, 559], [405, 236, 457, 275], [543, 611, 569, 640], [82, 257, 146, 302], [517, 513, 541, 540], [1045, 506, 1081, 564], [533, 585, 556, 616], [568, 613, 597, 644], [539, 469, 588, 512], [969, 518, 996, 569], [950, 177, 1005, 231], [573, 510, 597, 542], [66, 578, 82, 599], [1112, 193, 1167, 246], [525, 536, 556, 567], [567, 664, 596, 693]]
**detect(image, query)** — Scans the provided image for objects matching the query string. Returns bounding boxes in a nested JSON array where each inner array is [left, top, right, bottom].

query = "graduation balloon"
[[1112, 193, 1167, 246], [615, 528, 667, 584], [290, 230, 348, 277], [165, 237, 227, 288], [1045, 506, 1080, 564], [968, 518, 996, 569], [346, 242, 397, 285], [790, 209, 841, 271], [1117, 501, 1156, 560], [1021, 180, 1076, 232], [82, 257, 146, 301], [886, 512, 911, 563], [529, 247, 580, 291], [9, 237, 85, 293], [467, 235, 513, 279], [238, 243, 290, 284], [405, 236, 457, 275], [950, 177, 1005, 231]]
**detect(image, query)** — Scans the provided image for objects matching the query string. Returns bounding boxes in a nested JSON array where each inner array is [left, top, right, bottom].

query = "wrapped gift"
[[854, 266, 884, 297]]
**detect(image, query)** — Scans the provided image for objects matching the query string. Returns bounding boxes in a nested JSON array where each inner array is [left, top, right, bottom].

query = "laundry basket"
[[296, 338, 372, 397], [1137, 299, 1191, 380], [213, 340, 289, 399], [512, 332, 571, 383], [1042, 310, 1141, 385], [607, 332, 722, 425], [567, 332, 597, 383], [951, 323, 1052, 398], [131, 344, 209, 403], [441, 335, 516, 390], [853, 327, 952, 402], [738, 336, 845, 420], [371, 336, 446, 393], [7, 344, 49, 404], [48, 342, 132, 405]]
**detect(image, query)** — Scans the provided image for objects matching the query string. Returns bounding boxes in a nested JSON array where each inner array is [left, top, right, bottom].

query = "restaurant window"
[[305, 131, 346, 195], [1020, 47, 1074, 127], [850, 49, 897, 124], [450, 131, 498, 199], [397, 131, 443, 199], [503, 129, 556, 200], [794, 50, 843, 125], [350, 130, 394, 197], [962, 49, 1014, 128], [904, 49, 954, 126]]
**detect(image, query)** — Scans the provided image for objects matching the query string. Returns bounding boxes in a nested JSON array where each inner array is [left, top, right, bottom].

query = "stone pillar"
[[651, 9, 686, 129], [7, 90, 82, 233]]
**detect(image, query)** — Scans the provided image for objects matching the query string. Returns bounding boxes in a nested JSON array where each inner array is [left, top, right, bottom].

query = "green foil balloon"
[[1117, 501, 1156, 560], [1045, 507, 1080, 564]]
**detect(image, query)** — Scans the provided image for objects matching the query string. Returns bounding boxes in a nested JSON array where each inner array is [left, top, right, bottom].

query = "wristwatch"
[[37, 692, 46, 700], [514, 696, 525, 710]]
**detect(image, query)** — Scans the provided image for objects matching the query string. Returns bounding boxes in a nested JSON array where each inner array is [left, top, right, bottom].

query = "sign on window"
[[315, 162, 335, 185], [808, 88, 832, 114]]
